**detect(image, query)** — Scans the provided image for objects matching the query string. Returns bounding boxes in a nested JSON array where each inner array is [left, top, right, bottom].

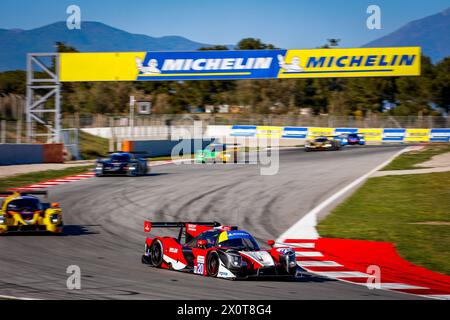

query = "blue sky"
[[0, 0, 449, 48]]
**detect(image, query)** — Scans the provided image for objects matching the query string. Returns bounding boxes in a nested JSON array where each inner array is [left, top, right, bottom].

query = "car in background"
[[332, 134, 348, 146], [95, 152, 148, 177], [305, 136, 342, 151], [141, 221, 300, 279], [0, 191, 63, 234], [195, 144, 241, 163], [347, 133, 366, 145]]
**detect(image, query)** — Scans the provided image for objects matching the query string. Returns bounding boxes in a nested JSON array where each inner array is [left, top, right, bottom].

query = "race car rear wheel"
[[206, 251, 220, 277], [149, 240, 164, 267]]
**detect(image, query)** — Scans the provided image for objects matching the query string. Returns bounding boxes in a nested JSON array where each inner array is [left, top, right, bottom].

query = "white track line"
[[277, 242, 315, 248], [0, 295, 39, 300], [378, 283, 428, 290], [313, 271, 370, 278], [277, 146, 410, 240], [424, 295, 450, 300], [298, 261, 343, 267], [295, 251, 324, 257]]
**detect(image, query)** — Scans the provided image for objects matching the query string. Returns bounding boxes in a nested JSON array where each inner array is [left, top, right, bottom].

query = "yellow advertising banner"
[[358, 128, 383, 141], [59, 47, 421, 82], [256, 126, 284, 138], [278, 47, 421, 79], [60, 52, 146, 82], [404, 129, 431, 142], [307, 127, 335, 138]]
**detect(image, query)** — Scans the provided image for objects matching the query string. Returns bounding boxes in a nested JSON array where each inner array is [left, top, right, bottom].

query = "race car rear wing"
[[144, 221, 221, 243]]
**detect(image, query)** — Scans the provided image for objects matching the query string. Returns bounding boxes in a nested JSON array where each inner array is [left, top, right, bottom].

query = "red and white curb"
[[1, 160, 187, 194], [5, 172, 96, 193], [280, 239, 450, 300]]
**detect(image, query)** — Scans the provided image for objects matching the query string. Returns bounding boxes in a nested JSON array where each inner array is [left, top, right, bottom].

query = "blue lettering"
[[349, 56, 364, 67], [307, 57, 326, 68], [399, 55, 416, 66], [336, 56, 349, 67], [390, 55, 398, 66], [379, 55, 388, 66], [327, 56, 335, 67], [365, 55, 377, 67]]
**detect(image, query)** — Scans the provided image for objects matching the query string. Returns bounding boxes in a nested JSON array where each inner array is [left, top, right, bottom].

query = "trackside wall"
[[0, 144, 64, 165], [122, 139, 216, 157]]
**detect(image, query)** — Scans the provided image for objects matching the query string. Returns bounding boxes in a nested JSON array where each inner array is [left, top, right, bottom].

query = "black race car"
[[95, 152, 148, 177]]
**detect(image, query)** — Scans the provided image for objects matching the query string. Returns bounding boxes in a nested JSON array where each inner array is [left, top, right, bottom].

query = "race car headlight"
[[228, 254, 242, 267], [96, 164, 103, 170], [50, 214, 59, 224], [0, 215, 6, 224]]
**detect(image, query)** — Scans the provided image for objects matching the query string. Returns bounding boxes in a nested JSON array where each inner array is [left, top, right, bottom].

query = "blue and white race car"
[[346, 133, 366, 145], [332, 134, 349, 146]]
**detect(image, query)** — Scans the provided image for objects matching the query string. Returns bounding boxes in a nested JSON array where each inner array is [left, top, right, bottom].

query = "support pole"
[[26, 53, 61, 143]]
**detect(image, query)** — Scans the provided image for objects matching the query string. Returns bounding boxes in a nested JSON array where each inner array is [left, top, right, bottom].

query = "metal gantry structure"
[[26, 53, 61, 143]]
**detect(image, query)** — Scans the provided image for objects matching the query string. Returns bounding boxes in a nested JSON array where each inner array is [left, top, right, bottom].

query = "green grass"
[[382, 143, 450, 171], [318, 172, 450, 275], [79, 130, 110, 159], [0, 165, 94, 193]]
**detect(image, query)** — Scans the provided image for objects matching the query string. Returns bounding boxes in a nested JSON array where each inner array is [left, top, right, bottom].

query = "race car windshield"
[[111, 154, 131, 162], [218, 237, 260, 251], [7, 199, 42, 212]]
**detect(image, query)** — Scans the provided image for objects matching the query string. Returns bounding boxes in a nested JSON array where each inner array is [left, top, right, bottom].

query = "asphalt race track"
[[0, 146, 424, 300]]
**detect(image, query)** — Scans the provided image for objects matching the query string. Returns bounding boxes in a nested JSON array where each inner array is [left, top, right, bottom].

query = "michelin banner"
[[229, 126, 449, 142], [59, 47, 421, 82]]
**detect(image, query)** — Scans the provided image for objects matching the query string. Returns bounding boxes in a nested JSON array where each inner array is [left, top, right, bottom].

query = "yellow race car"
[[0, 191, 63, 234]]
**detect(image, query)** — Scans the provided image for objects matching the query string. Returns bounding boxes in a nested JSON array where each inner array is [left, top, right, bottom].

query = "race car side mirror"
[[197, 239, 207, 248], [51, 202, 60, 208], [267, 240, 275, 247]]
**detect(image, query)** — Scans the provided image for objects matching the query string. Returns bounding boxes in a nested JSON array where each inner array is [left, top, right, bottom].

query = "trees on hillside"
[[0, 40, 448, 117]]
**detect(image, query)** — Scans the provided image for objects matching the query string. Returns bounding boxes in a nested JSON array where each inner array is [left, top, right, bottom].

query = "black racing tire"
[[149, 240, 164, 267], [206, 251, 220, 277]]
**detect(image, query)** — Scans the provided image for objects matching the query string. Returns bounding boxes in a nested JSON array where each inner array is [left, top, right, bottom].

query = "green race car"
[[195, 144, 240, 163]]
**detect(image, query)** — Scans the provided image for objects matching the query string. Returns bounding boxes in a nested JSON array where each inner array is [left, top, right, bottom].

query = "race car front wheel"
[[149, 240, 164, 267], [206, 251, 220, 277]]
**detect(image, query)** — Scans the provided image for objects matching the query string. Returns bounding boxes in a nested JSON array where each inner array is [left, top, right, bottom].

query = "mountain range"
[[0, 21, 212, 71], [364, 7, 450, 62], [0, 7, 449, 71]]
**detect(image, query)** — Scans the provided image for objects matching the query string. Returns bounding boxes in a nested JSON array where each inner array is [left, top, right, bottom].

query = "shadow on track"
[[61, 224, 101, 236], [236, 272, 335, 283], [0, 225, 100, 237]]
